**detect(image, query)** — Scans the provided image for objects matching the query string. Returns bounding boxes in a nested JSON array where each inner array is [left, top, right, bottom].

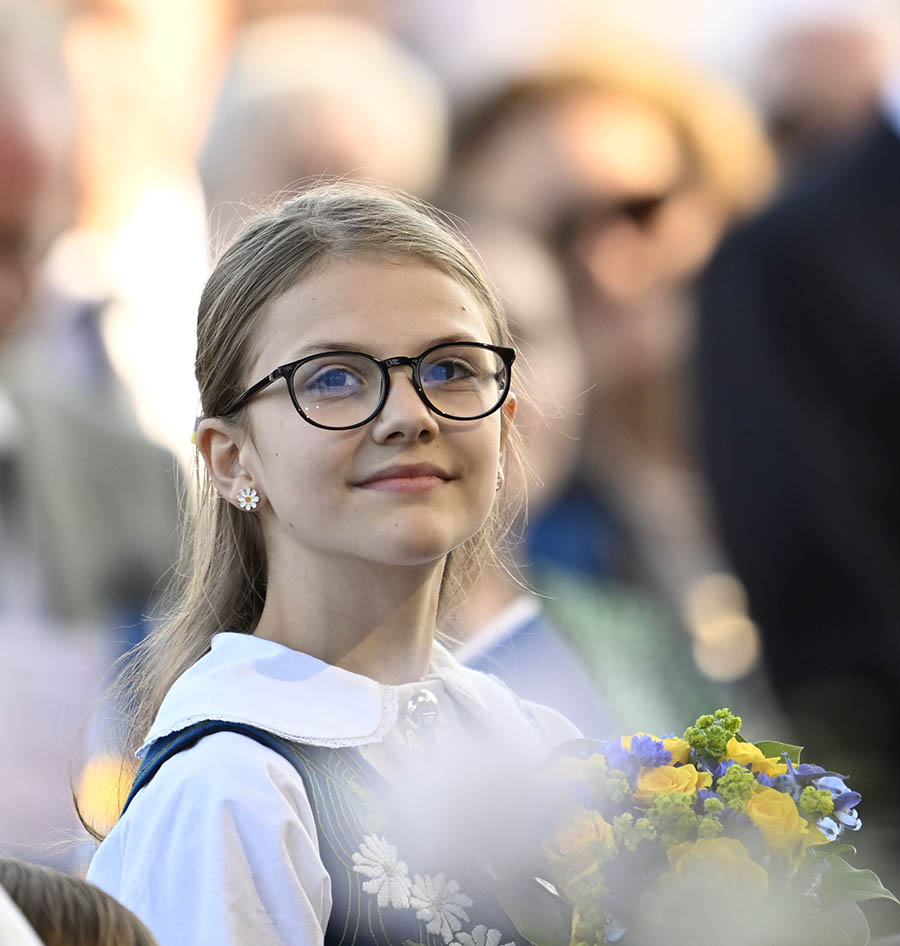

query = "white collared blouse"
[[87, 632, 580, 946]]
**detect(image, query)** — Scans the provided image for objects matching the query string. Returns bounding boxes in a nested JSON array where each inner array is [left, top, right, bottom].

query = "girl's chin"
[[362, 530, 480, 568]]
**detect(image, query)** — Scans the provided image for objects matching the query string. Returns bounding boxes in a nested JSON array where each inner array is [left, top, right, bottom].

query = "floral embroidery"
[[409, 873, 473, 943], [351, 834, 412, 909], [455, 925, 515, 946]]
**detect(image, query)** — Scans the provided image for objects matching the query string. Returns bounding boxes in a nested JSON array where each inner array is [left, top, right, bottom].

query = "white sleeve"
[[87, 732, 331, 946]]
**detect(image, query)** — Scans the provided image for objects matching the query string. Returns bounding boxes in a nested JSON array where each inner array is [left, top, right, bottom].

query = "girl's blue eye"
[[318, 369, 353, 388], [421, 359, 476, 385], [305, 366, 365, 398]]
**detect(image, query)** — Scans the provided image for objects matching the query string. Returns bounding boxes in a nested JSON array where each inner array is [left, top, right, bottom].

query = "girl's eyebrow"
[[288, 334, 486, 359]]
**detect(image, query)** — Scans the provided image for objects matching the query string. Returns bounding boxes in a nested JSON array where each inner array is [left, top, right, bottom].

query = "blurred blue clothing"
[[460, 598, 615, 738], [525, 478, 620, 580]]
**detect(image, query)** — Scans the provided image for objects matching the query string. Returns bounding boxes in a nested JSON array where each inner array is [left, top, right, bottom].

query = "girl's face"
[[233, 255, 514, 574]]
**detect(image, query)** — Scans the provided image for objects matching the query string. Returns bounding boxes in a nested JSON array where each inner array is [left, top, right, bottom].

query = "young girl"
[[86, 182, 580, 945]]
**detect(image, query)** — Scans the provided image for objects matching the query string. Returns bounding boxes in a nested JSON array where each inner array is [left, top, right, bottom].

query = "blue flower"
[[771, 773, 802, 800], [815, 775, 862, 832], [710, 759, 736, 779], [795, 763, 827, 778], [630, 735, 672, 768], [602, 741, 641, 782], [755, 772, 776, 788], [815, 775, 860, 808], [697, 788, 722, 805], [835, 807, 862, 831], [817, 816, 842, 841]]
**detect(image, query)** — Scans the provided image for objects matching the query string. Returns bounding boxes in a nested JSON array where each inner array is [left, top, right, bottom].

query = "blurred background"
[[1, 0, 899, 934]]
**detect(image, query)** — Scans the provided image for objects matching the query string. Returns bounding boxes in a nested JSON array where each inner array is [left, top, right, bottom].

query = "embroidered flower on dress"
[[351, 834, 412, 909], [410, 873, 473, 942], [455, 924, 515, 946]]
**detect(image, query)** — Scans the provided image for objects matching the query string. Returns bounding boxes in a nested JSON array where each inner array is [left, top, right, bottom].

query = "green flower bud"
[[703, 796, 725, 814], [717, 764, 756, 812]]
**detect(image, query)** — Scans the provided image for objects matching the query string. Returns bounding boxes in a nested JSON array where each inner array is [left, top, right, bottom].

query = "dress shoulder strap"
[[120, 720, 298, 817]]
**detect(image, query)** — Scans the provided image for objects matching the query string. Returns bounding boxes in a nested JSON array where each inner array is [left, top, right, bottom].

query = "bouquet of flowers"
[[499, 709, 896, 946]]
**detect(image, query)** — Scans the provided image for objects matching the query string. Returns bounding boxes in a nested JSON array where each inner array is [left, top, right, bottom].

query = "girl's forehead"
[[253, 257, 494, 363]]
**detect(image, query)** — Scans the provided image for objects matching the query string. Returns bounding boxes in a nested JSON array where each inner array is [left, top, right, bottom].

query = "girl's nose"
[[370, 365, 440, 443]]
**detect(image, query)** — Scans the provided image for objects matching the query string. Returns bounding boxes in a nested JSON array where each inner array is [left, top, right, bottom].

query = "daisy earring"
[[236, 486, 260, 511]]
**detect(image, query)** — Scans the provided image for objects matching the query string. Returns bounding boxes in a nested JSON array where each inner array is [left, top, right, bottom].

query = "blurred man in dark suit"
[[697, 64, 900, 936]]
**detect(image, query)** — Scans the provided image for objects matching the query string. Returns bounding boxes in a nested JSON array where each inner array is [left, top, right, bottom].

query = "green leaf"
[[820, 854, 900, 907], [495, 877, 573, 946], [817, 900, 871, 946], [754, 740, 803, 763]]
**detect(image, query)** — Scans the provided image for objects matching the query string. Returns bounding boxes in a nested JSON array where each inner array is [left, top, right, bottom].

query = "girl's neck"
[[253, 553, 444, 685]]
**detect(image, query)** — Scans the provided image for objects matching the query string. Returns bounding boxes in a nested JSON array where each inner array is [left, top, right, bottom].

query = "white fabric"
[[0, 887, 43, 946], [88, 632, 579, 946]]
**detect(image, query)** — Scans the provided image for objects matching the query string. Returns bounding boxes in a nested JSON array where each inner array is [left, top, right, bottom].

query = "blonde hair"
[[94, 182, 521, 833], [0, 858, 158, 946]]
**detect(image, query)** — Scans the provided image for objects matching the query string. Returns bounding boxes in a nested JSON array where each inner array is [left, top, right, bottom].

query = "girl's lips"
[[355, 462, 452, 491], [357, 474, 449, 493]]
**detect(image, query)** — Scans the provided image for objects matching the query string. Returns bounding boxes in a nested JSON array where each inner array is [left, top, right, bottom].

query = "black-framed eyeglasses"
[[221, 341, 516, 430]]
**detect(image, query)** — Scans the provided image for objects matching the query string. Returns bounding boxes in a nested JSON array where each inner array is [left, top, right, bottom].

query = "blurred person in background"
[[0, 857, 158, 946], [198, 12, 448, 250], [445, 220, 614, 735], [443, 38, 778, 732], [696, 12, 900, 935], [753, 3, 896, 188], [57, 0, 229, 466], [444, 218, 732, 737], [0, 0, 177, 870]]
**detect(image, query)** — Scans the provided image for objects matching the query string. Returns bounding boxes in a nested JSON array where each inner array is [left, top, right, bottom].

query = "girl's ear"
[[499, 392, 517, 458], [196, 417, 253, 508]]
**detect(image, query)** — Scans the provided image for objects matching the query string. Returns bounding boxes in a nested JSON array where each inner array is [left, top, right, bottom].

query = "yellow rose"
[[542, 807, 617, 883], [746, 786, 809, 854], [667, 837, 768, 900], [726, 738, 788, 777], [663, 737, 692, 765], [621, 733, 691, 765], [635, 764, 712, 802]]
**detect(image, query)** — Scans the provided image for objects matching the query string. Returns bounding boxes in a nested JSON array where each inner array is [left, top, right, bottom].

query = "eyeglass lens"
[[291, 344, 508, 428]]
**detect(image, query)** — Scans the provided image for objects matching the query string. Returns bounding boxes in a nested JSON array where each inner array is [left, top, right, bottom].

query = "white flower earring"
[[236, 487, 260, 511]]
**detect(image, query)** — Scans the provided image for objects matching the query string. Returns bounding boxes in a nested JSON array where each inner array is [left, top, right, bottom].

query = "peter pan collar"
[[139, 631, 501, 758]]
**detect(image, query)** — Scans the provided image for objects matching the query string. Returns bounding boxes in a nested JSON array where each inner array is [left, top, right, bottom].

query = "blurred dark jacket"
[[697, 115, 900, 699], [696, 117, 900, 932]]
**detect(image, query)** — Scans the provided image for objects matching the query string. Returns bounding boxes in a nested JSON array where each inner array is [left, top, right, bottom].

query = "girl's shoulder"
[[88, 730, 331, 945], [104, 729, 319, 850]]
